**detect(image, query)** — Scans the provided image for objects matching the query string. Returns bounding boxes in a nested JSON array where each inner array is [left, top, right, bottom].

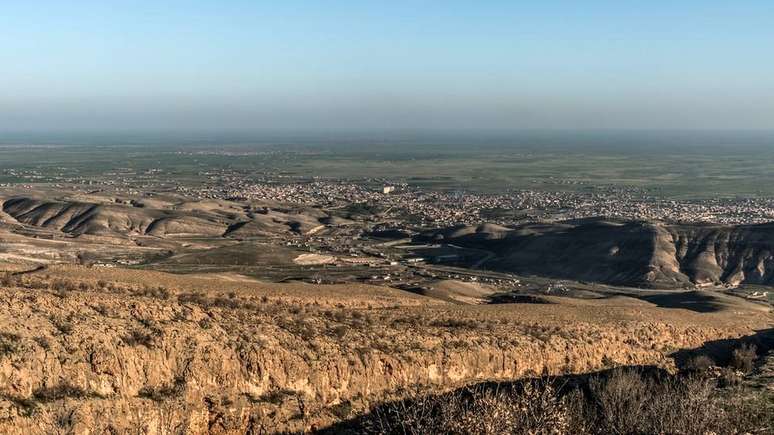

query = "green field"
[[3, 130, 774, 199]]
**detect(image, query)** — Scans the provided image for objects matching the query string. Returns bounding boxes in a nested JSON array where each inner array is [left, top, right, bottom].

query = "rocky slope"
[[0, 265, 769, 433], [422, 218, 774, 288]]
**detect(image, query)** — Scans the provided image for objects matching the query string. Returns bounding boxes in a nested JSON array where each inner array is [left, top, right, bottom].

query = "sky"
[[1, 1, 773, 131]]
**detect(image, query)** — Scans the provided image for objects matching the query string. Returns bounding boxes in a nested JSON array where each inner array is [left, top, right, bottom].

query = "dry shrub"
[[364, 381, 568, 435], [91, 304, 110, 316], [138, 376, 186, 402], [122, 328, 159, 347], [50, 315, 74, 335], [178, 292, 256, 310], [428, 318, 478, 329], [49, 279, 78, 296], [278, 317, 317, 341], [27, 278, 50, 290], [684, 354, 714, 372], [33, 336, 50, 350], [250, 388, 298, 405], [566, 368, 772, 435], [178, 292, 207, 305], [586, 368, 649, 433], [354, 369, 772, 435], [0, 272, 19, 287], [717, 367, 742, 388], [730, 343, 757, 373], [132, 285, 171, 299], [0, 332, 21, 358], [332, 325, 348, 339], [32, 383, 89, 403]]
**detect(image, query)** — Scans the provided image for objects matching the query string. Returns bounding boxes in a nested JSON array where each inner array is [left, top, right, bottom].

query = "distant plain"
[[3, 130, 774, 198]]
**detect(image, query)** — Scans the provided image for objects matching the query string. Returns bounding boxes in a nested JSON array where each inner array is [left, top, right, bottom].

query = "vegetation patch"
[[333, 368, 773, 434], [33, 383, 94, 403], [137, 376, 186, 402], [0, 332, 22, 358], [122, 329, 154, 347], [249, 388, 298, 405]]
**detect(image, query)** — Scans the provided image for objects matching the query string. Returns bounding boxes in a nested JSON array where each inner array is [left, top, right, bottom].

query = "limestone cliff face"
[[0, 271, 763, 434], [426, 219, 774, 288]]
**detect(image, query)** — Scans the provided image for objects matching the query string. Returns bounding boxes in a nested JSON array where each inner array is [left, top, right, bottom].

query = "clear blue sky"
[[2, 1, 773, 131]]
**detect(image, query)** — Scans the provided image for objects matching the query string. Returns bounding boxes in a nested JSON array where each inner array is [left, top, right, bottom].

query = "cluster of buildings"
[[182, 173, 774, 226], [10, 161, 774, 226]]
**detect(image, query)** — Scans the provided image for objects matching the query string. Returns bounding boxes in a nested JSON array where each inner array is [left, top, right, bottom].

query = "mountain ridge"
[[421, 218, 774, 288]]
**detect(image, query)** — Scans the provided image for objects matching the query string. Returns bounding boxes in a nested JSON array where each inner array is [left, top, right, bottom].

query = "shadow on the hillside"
[[317, 328, 774, 434], [639, 291, 737, 313], [315, 365, 667, 434], [672, 327, 774, 368], [487, 293, 554, 304]]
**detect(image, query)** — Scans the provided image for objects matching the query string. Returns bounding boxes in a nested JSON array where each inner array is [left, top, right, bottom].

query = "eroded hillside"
[[424, 218, 774, 288], [0, 265, 770, 433], [8, 190, 774, 290], [1, 195, 345, 239]]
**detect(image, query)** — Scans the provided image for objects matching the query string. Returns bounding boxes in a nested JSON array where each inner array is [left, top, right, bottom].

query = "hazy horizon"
[[3, 1, 774, 131], [3, 129, 774, 153]]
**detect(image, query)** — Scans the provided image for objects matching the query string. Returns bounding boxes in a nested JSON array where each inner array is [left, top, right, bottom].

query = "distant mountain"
[[420, 218, 774, 288]]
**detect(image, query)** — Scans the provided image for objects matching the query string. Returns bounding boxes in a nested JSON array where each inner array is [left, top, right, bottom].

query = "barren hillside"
[[0, 264, 770, 433], [424, 218, 774, 288], [1, 195, 348, 240]]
